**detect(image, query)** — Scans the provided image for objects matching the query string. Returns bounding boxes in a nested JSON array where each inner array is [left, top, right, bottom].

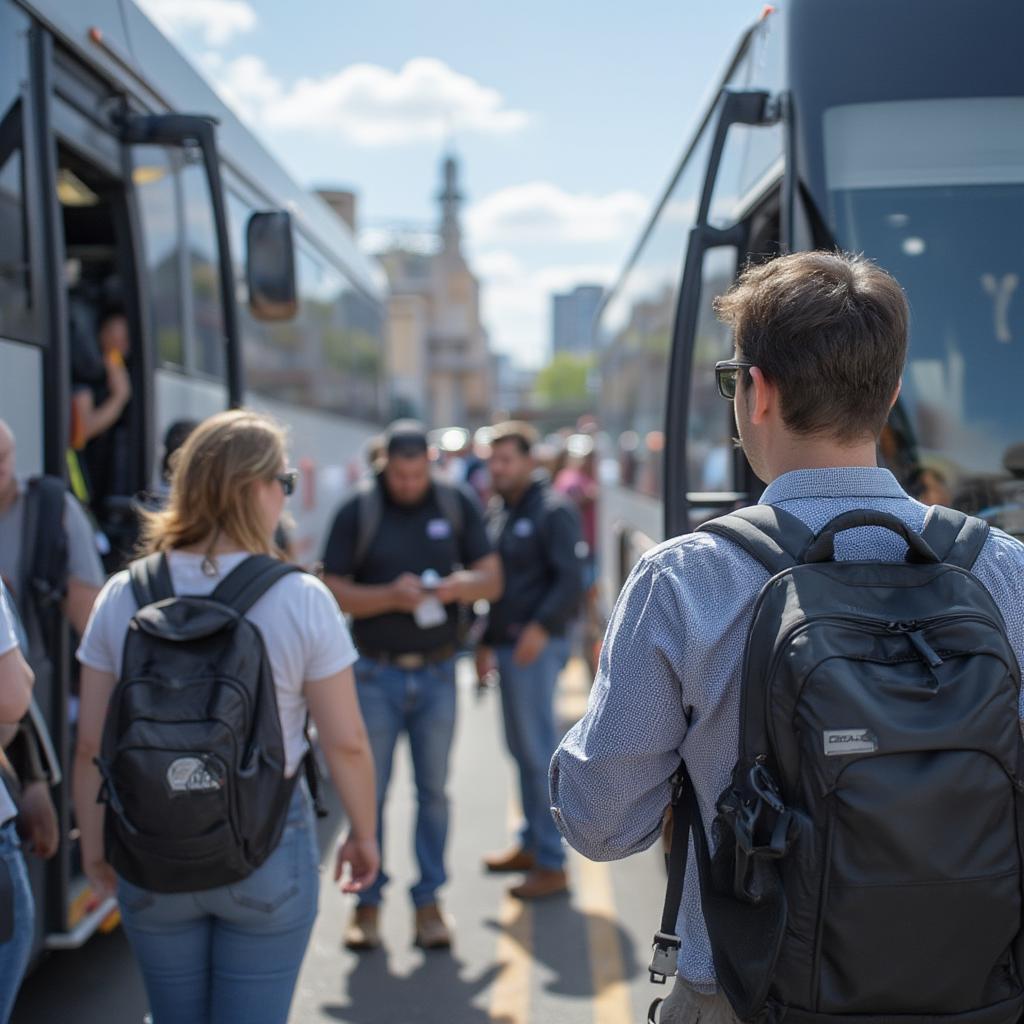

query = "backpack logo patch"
[[166, 757, 222, 794], [823, 729, 878, 756]]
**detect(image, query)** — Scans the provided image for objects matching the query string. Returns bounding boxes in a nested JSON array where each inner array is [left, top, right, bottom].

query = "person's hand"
[[390, 573, 424, 613], [106, 359, 132, 405], [84, 857, 117, 905], [513, 622, 549, 667], [16, 781, 59, 859], [334, 834, 380, 894], [435, 573, 464, 605]]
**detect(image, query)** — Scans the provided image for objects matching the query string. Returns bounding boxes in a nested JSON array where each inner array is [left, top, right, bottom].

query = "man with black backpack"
[[551, 251, 1024, 1024], [322, 420, 502, 951]]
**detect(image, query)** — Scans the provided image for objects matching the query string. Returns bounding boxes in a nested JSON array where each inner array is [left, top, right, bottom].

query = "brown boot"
[[414, 903, 452, 949], [482, 846, 536, 873], [344, 904, 381, 951], [509, 867, 569, 901]]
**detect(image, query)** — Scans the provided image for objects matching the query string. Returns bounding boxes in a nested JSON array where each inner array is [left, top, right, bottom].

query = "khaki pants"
[[653, 978, 741, 1024]]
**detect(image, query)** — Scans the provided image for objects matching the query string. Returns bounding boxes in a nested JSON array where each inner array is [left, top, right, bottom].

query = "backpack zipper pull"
[[907, 629, 944, 669]]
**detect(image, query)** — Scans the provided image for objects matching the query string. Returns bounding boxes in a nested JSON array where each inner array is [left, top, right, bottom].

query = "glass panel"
[[134, 146, 184, 367], [181, 156, 225, 379], [228, 190, 384, 420], [598, 111, 717, 499], [686, 246, 739, 494], [0, 22, 32, 342], [824, 97, 1024, 536]]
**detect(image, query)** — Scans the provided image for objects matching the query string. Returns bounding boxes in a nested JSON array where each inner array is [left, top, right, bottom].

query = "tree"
[[534, 353, 594, 409]]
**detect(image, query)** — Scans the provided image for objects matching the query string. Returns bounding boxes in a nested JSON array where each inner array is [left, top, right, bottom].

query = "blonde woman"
[[73, 410, 378, 1024]]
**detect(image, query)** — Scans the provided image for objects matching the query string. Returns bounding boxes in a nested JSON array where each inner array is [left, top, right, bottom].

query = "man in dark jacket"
[[481, 421, 583, 899]]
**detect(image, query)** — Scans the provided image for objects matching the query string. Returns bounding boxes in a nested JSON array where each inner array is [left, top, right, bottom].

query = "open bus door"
[[664, 88, 784, 540], [24, 26, 246, 959]]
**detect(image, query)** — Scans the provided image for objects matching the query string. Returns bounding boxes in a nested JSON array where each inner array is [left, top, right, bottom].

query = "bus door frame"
[[663, 88, 779, 540], [119, 112, 243, 407]]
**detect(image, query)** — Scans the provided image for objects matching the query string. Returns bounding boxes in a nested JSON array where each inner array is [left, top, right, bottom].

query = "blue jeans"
[[495, 636, 570, 870], [0, 822, 33, 1024], [354, 655, 457, 908], [117, 786, 318, 1024]]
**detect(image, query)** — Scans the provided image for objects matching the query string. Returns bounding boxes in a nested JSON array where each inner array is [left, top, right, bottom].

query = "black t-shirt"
[[322, 479, 492, 654]]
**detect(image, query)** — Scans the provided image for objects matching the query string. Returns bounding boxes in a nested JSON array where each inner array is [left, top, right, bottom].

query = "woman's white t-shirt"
[[77, 552, 358, 775], [0, 583, 21, 824]]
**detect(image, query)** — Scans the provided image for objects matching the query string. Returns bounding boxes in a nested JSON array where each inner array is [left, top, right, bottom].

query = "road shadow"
[[485, 894, 642, 999], [319, 948, 501, 1024]]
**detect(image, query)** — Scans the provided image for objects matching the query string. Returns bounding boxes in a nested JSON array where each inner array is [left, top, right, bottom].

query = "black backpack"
[[97, 553, 306, 893], [651, 505, 1024, 1024]]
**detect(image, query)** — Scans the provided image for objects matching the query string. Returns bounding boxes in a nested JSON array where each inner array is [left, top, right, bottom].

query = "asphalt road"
[[13, 659, 667, 1024]]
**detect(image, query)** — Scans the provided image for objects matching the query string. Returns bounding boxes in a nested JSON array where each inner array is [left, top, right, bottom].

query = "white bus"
[[1, 0, 386, 956], [596, 0, 1024, 599]]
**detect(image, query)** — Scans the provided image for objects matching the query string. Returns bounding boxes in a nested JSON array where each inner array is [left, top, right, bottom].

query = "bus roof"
[[21, 0, 386, 301]]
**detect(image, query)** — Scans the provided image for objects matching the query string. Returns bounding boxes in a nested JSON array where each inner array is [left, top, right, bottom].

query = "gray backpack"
[[651, 506, 1024, 1024]]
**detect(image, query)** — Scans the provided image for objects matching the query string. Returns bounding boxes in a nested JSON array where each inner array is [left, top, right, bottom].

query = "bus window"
[[823, 97, 1024, 532], [181, 156, 226, 381], [0, 34, 33, 343], [686, 246, 739, 498], [134, 146, 184, 369]]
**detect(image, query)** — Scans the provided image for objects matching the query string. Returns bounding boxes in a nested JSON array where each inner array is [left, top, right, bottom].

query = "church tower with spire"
[[438, 153, 464, 257]]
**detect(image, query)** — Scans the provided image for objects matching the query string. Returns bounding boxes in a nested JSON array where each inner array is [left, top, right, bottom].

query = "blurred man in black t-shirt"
[[322, 421, 501, 951]]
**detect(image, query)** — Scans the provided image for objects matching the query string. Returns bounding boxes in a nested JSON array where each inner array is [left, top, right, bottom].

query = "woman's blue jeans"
[[0, 821, 34, 1024], [117, 786, 318, 1024]]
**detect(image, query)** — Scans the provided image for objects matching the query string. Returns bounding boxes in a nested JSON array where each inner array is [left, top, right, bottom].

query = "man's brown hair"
[[714, 251, 909, 443], [490, 420, 539, 456]]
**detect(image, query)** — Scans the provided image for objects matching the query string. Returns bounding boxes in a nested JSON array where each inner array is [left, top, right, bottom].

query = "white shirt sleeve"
[[76, 571, 132, 675], [0, 584, 18, 658], [302, 576, 358, 682]]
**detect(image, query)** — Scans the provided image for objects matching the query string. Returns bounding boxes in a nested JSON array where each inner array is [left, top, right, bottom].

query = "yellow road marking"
[[490, 795, 532, 1024], [575, 853, 633, 1024]]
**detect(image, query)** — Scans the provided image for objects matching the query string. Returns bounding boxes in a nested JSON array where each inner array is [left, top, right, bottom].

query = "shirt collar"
[[759, 467, 907, 505]]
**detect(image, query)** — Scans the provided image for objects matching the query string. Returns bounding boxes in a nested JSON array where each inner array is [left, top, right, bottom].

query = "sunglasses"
[[714, 359, 754, 401], [275, 469, 299, 497]]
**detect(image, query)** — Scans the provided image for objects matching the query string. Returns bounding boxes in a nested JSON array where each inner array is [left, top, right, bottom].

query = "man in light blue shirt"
[[550, 251, 1024, 1023]]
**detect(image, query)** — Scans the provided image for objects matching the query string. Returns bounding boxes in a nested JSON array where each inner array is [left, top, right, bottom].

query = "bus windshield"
[[824, 97, 1024, 533]]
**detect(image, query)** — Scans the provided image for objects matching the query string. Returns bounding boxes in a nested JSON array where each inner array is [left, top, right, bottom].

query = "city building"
[[374, 154, 493, 427], [551, 284, 604, 356]]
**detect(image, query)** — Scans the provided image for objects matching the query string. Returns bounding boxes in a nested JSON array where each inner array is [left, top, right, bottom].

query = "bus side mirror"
[[246, 211, 297, 321]]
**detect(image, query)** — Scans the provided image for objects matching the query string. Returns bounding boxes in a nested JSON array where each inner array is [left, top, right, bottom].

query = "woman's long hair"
[[139, 409, 286, 559]]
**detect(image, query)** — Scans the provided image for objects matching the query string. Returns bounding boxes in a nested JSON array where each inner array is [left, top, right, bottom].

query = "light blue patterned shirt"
[[551, 467, 1024, 992]]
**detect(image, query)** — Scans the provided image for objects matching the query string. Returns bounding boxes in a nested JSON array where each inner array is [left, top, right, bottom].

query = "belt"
[[361, 644, 457, 669]]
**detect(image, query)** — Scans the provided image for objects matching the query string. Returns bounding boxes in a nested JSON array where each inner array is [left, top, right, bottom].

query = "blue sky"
[[139, 0, 768, 367]]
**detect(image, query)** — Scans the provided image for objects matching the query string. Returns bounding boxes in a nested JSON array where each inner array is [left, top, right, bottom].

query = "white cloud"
[[137, 0, 257, 46], [466, 182, 649, 246], [201, 54, 529, 147]]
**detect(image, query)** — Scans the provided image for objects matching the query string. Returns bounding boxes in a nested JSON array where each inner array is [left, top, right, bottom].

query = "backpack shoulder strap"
[[211, 555, 303, 616], [697, 504, 815, 576], [353, 477, 383, 571], [23, 475, 70, 609], [129, 553, 174, 608], [433, 481, 465, 541], [921, 505, 991, 570]]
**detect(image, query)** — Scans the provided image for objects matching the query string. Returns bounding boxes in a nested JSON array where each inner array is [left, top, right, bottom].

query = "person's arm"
[[71, 361, 131, 446], [532, 504, 584, 634], [550, 557, 686, 861], [305, 667, 379, 892], [323, 572, 424, 619], [436, 552, 502, 605], [72, 664, 118, 900], [0, 647, 33, 723], [62, 494, 106, 635]]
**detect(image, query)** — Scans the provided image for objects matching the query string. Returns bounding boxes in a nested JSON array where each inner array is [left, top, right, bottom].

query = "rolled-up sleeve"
[[550, 556, 688, 862]]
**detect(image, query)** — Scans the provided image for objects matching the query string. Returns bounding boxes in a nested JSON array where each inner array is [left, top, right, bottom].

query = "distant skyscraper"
[[551, 285, 604, 356]]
